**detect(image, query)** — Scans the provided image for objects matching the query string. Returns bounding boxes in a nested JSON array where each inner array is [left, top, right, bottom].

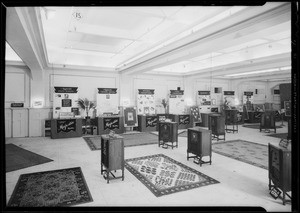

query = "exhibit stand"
[[197, 91, 211, 113], [223, 91, 235, 109], [51, 118, 83, 139], [243, 91, 254, 111], [98, 116, 124, 135], [168, 90, 185, 114], [96, 88, 119, 116], [169, 114, 192, 129], [138, 115, 157, 132]]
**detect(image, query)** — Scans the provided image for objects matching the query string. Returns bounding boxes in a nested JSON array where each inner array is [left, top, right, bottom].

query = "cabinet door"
[[12, 109, 28, 137], [159, 123, 171, 142], [109, 139, 124, 170], [188, 130, 200, 155]]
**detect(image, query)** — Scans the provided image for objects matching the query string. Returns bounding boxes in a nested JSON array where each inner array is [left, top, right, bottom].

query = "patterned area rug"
[[242, 124, 282, 129], [6, 144, 53, 172], [125, 154, 219, 197], [83, 132, 158, 150], [8, 167, 93, 207], [267, 133, 288, 139], [212, 140, 268, 170]]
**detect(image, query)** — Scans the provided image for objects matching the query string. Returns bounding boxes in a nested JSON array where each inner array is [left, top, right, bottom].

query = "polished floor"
[[5, 122, 292, 211]]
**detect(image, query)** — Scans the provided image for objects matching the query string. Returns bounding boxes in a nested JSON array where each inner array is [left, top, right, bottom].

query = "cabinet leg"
[[268, 179, 271, 190], [283, 191, 285, 205]]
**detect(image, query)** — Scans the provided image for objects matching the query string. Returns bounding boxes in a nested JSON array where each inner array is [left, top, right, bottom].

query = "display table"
[[138, 115, 157, 132], [51, 118, 82, 139], [158, 121, 178, 149], [169, 114, 192, 129], [101, 134, 124, 183], [268, 143, 291, 205], [187, 127, 212, 166], [98, 116, 124, 135], [208, 114, 225, 141]]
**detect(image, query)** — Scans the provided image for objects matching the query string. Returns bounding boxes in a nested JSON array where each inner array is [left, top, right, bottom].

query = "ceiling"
[[5, 3, 291, 81]]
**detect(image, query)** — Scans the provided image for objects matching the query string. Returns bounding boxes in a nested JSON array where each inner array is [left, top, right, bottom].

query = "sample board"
[[53, 87, 79, 119], [168, 90, 185, 114], [96, 88, 119, 116], [137, 89, 156, 115]]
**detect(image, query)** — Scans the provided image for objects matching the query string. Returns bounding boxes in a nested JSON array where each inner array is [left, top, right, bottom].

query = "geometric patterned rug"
[[83, 132, 158, 151], [267, 133, 288, 139], [125, 154, 219, 197], [7, 167, 93, 207], [212, 140, 268, 170]]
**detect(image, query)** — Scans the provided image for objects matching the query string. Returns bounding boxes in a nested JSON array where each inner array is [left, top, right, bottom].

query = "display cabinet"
[[187, 127, 212, 166], [209, 114, 225, 141], [156, 114, 172, 130], [138, 115, 157, 132], [200, 112, 214, 127], [101, 134, 124, 183], [268, 143, 291, 205], [260, 110, 276, 133], [224, 109, 238, 133], [158, 121, 178, 149], [169, 114, 192, 129], [51, 118, 82, 139], [98, 116, 124, 135]]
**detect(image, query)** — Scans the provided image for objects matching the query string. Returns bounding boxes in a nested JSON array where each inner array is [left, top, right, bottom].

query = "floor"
[[5, 121, 292, 211]]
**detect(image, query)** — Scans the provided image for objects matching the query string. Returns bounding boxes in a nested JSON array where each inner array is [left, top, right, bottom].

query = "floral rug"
[[6, 144, 53, 172], [125, 154, 219, 197], [8, 167, 93, 207], [212, 140, 268, 170], [83, 132, 158, 150]]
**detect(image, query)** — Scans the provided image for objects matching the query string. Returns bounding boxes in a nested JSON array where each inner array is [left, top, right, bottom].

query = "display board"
[[53, 87, 79, 119], [243, 91, 254, 111], [96, 88, 119, 116], [123, 107, 138, 127], [190, 106, 202, 123], [168, 90, 185, 114], [197, 91, 211, 105], [223, 91, 235, 108], [137, 89, 156, 115]]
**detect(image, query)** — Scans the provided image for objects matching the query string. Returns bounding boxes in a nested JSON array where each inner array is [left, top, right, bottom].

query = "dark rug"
[[267, 133, 288, 139], [242, 124, 282, 129], [212, 140, 268, 170], [83, 132, 158, 150], [6, 144, 53, 173], [8, 167, 93, 207], [125, 154, 219, 197]]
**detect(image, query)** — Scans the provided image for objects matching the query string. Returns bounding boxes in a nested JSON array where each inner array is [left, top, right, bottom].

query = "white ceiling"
[[5, 3, 292, 81]]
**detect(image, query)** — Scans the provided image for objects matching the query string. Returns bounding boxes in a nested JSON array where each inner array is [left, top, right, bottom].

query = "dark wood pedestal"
[[187, 127, 212, 166], [224, 109, 238, 133], [158, 122, 178, 149], [260, 110, 276, 133], [209, 114, 225, 141], [101, 134, 124, 183], [51, 118, 83, 139]]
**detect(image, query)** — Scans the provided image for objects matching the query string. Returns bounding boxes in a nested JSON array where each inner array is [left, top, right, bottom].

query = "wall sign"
[[224, 91, 235, 96], [97, 88, 117, 94], [269, 187, 281, 199], [146, 116, 157, 127], [54, 87, 78, 93], [170, 90, 184, 95], [57, 119, 76, 133], [103, 117, 120, 130], [11, 103, 24, 107], [244, 91, 253, 96], [138, 89, 155, 95], [179, 115, 190, 125], [198, 91, 210, 95]]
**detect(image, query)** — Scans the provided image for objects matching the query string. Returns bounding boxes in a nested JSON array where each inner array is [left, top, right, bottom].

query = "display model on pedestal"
[[187, 127, 212, 166], [158, 121, 178, 149]]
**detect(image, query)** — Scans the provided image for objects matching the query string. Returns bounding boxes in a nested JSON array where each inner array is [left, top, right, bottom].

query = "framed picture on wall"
[[123, 107, 138, 127]]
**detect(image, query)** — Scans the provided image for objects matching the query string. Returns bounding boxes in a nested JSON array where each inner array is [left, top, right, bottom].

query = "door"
[[12, 108, 28, 137]]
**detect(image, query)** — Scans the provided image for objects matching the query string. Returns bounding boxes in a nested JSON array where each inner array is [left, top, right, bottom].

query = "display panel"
[[197, 91, 211, 105], [168, 90, 185, 114], [137, 89, 156, 115], [96, 88, 119, 116], [123, 107, 138, 127], [223, 91, 235, 108]]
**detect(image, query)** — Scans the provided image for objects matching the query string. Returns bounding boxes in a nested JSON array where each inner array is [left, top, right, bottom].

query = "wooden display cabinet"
[[158, 121, 178, 149], [260, 110, 276, 133], [138, 115, 157, 132], [209, 114, 225, 141], [98, 116, 124, 135], [187, 127, 212, 166], [224, 109, 238, 133], [200, 112, 213, 127], [101, 134, 124, 183], [51, 118, 83, 139], [169, 114, 192, 129], [268, 143, 291, 205]]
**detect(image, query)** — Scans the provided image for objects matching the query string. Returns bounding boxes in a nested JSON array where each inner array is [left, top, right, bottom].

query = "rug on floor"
[[267, 133, 288, 139], [125, 154, 219, 197], [83, 132, 158, 150], [242, 124, 282, 129], [6, 144, 53, 173], [212, 140, 268, 170], [8, 167, 93, 207]]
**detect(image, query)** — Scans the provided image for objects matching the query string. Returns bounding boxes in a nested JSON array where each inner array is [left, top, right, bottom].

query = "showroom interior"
[[2, 2, 296, 211]]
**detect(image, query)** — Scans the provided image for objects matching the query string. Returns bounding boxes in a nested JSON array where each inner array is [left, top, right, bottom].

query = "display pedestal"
[[51, 118, 82, 139], [158, 122, 178, 149], [101, 134, 124, 183], [209, 114, 225, 141], [98, 116, 124, 135], [268, 143, 291, 205], [225, 109, 238, 133], [260, 110, 276, 133], [187, 127, 212, 166], [138, 115, 157, 132], [156, 114, 172, 130], [169, 114, 192, 129], [200, 112, 214, 127]]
